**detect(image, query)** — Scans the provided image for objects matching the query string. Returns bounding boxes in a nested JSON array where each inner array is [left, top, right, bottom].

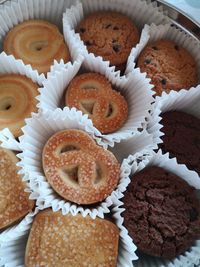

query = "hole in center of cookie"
[[60, 145, 80, 153], [106, 103, 114, 117], [60, 167, 79, 185], [94, 163, 102, 184], [80, 101, 95, 115], [0, 98, 13, 111], [31, 41, 48, 51]]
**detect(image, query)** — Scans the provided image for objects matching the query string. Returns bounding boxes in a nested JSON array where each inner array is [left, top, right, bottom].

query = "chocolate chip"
[[152, 46, 158, 50], [105, 24, 111, 29], [112, 39, 117, 43], [161, 79, 167, 85], [112, 43, 120, 52], [80, 28, 86, 33], [113, 26, 119, 30], [174, 45, 179, 51], [85, 41, 92, 46], [144, 59, 151, 64]]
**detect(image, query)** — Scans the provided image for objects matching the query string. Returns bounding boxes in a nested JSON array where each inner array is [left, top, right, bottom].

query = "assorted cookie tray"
[[0, 0, 199, 266]]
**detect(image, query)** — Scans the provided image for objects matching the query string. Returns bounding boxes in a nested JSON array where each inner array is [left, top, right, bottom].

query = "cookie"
[[42, 129, 120, 204], [77, 11, 139, 70], [25, 209, 119, 267], [3, 20, 70, 74], [0, 74, 38, 137], [137, 40, 198, 95], [158, 111, 200, 175], [0, 148, 34, 230], [65, 73, 128, 134], [123, 166, 200, 258]]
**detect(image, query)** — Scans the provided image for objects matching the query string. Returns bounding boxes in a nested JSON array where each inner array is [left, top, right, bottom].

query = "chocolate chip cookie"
[[137, 40, 198, 95], [77, 11, 139, 71]]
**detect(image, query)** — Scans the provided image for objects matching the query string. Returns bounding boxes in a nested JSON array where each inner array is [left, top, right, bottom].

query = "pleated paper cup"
[[117, 150, 200, 267], [0, 0, 78, 76], [126, 23, 200, 94], [62, 0, 169, 74], [37, 52, 154, 148], [0, 205, 137, 267], [0, 108, 141, 219]]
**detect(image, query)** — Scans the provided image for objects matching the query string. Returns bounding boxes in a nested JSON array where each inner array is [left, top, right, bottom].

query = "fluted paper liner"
[[0, 108, 143, 220], [0, 0, 78, 75], [0, 205, 137, 267], [127, 23, 200, 93], [116, 150, 200, 267], [62, 0, 169, 74], [38, 52, 155, 147]]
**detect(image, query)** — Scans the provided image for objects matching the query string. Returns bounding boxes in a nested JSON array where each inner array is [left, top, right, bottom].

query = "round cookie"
[[77, 11, 139, 70], [42, 129, 120, 205], [0, 74, 38, 137], [158, 111, 200, 175], [123, 166, 200, 258], [3, 20, 70, 74], [137, 40, 198, 95], [25, 209, 119, 267], [65, 73, 128, 134], [0, 147, 34, 230]]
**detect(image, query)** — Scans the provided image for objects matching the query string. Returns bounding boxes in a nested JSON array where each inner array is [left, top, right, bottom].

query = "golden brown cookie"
[[25, 209, 119, 267], [0, 147, 34, 230], [65, 73, 128, 134], [0, 74, 38, 137], [3, 20, 70, 74], [137, 40, 198, 95], [77, 11, 139, 70], [42, 129, 120, 204]]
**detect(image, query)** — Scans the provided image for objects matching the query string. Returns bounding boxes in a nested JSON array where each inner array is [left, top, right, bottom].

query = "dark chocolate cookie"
[[159, 111, 200, 175], [137, 40, 198, 95], [123, 166, 200, 258], [76, 11, 139, 71]]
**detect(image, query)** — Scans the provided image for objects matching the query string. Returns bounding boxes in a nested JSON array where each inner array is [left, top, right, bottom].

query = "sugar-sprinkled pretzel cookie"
[[65, 73, 128, 134], [42, 129, 120, 204]]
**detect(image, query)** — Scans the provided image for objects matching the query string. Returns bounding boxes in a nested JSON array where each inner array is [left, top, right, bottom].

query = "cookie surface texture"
[[25, 209, 119, 267], [0, 74, 38, 137], [66, 73, 128, 134], [4, 20, 70, 74], [0, 148, 34, 230], [159, 111, 200, 175], [137, 40, 198, 95], [42, 129, 120, 204], [77, 11, 139, 69], [123, 166, 200, 258]]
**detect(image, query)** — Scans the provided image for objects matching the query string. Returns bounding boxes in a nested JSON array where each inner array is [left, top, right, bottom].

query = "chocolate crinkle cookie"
[[76, 11, 139, 71], [123, 166, 200, 259], [137, 40, 198, 95], [159, 111, 200, 175]]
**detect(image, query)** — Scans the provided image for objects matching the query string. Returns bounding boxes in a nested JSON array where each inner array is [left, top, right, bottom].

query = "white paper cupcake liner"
[[0, 108, 140, 219], [0, 0, 78, 75], [126, 23, 200, 94], [62, 0, 169, 75], [0, 205, 137, 267], [116, 150, 200, 267], [37, 52, 154, 147]]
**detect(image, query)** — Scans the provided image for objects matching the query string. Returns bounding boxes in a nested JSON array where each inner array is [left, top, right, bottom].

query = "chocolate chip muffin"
[[159, 111, 200, 175], [137, 40, 198, 95], [76, 11, 139, 71], [123, 166, 200, 258]]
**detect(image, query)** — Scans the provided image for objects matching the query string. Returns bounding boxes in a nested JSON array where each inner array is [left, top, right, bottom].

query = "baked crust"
[[25, 209, 119, 267], [66, 73, 128, 134], [0, 147, 34, 230], [42, 129, 120, 204], [0, 74, 38, 137], [4, 20, 70, 74]]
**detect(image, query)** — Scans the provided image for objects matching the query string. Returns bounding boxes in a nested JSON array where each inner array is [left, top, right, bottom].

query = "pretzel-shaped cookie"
[[65, 73, 128, 134], [42, 129, 120, 205]]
